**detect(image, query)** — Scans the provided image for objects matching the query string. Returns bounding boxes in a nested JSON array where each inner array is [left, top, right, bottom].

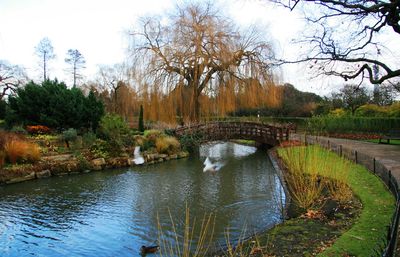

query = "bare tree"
[[0, 60, 27, 100], [35, 37, 56, 81], [65, 49, 86, 87], [272, 0, 400, 86], [131, 2, 275, 122], [97, 63, 129, 113]]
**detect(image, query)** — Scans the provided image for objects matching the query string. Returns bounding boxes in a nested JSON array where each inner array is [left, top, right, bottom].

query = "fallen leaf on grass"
[[301, 210, 325, 220]]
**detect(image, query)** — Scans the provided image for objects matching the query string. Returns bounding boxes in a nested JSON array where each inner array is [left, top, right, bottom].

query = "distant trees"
[[340, 85, 370, 115], [6, 79, 104, 130], [372, 83, 398, 106], [320, 84, 384, 115], [65, 49, 86, 87], [271, 0, 400, 86], [275, 83, 322, 116], [0, 60, 27, 100], [35, 37, 56, 81], [232, 83, 322, 117], [97, 64, 131, 114], [132, 2, 275, 122]]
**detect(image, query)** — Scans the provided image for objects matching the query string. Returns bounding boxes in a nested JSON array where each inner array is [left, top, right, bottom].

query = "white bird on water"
[[133, 146, 145, 165], [203, 157, 223, 172]]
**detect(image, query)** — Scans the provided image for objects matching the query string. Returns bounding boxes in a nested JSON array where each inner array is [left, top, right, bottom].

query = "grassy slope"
[[319, 161, 394, 256], [277, 146, 395, 256]]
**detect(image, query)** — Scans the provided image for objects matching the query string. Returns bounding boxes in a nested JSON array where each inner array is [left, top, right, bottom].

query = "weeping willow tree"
[[131, 2, 278, 123]]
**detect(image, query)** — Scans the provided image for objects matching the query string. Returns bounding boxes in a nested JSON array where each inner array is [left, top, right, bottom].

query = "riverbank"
[[0, 150, 189, 185], [239, 144, 395, 256]]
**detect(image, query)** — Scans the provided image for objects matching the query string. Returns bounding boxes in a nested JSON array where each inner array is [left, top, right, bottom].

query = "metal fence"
[[302, 135, 400, 257]]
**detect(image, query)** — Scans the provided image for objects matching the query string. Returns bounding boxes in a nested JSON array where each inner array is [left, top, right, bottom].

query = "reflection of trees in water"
[[0, 173, 111, 231], [0, 142, 284, 253]]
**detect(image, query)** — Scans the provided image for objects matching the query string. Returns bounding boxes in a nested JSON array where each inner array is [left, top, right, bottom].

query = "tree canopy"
[[6, 79, 104, 130], [131, 2, 276, 122]]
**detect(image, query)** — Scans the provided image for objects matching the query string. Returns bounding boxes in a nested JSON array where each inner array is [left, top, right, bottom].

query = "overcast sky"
[[0, 0, 373, 95]]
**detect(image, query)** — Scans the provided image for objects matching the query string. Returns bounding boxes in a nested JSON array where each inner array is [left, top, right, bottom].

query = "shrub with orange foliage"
[[0, 131, 25, 149], [0, 151, 5, 168], [4, 139, 41, 164], [26, 125, 51, 135]]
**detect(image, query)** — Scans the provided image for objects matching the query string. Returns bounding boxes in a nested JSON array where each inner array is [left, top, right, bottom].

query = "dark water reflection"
[[0, 142, 284, 257]]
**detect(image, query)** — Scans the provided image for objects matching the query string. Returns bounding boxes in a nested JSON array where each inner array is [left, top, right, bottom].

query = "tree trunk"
[[43, 54, 47, 81], [73, 63, 77, 87], [189, 85, 201, 122]]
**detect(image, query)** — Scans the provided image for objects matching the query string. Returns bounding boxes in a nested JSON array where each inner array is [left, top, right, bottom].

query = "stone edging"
[[267, 148, 290, 218], [1, 151, 189, 185]]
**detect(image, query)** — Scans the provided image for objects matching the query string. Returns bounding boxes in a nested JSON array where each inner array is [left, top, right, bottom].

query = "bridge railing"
[[173, 121, 293, 146]]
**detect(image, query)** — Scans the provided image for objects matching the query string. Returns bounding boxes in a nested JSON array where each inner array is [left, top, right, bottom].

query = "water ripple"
[[0, 142, 284, 256]]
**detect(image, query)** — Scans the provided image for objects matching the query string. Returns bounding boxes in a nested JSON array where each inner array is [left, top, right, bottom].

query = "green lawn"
[[277, 146, 395, 256], [366, 139, 400, 145]]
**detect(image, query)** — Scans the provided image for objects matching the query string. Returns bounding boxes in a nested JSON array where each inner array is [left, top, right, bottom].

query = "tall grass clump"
[[278, 145, 352, 210], [278, 146, 324, 210], [156, 136, 181, 155], [4, 139, 41, 164], [157, 206, 215, 257], [144, 129, 163, 141], [157, 206, 261, 257]]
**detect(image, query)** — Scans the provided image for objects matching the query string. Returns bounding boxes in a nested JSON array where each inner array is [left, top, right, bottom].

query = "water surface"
[[0, 142, 284, 256]]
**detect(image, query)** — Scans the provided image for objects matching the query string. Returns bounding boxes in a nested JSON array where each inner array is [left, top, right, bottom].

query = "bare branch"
[[0, 60, 27, 100], [272, 0, 400, 87]]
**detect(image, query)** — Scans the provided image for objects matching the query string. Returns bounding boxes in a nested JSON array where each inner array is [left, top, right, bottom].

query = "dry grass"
[[156, 206, 264, 257], [157, 205, 215, 257], [4, 139, 41, 164], [0, 150, 5, 168], [222, 227, 264, 257], [144, 129, 163, 142], [156, 136, 181, 155]]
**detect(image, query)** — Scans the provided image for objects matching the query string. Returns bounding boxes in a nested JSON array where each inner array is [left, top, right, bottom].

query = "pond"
[[0, 142, 285, 257]]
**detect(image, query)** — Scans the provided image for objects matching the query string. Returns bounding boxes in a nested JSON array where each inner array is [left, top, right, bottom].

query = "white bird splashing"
[[133, 146, 145, 165], [203, 157, 224, 172]]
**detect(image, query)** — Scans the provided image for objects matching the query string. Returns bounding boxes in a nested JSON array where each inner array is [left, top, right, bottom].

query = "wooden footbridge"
[[173, 121, 294, 146]]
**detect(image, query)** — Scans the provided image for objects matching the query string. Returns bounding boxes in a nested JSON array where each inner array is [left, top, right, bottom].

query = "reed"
[[156, 206, 265, 256], [320, 155, 352, 203], [279, 146, 324, 210], [278, 145, 352, 210], [222, 226, 262, 257], [157, 205, 215, 257]]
